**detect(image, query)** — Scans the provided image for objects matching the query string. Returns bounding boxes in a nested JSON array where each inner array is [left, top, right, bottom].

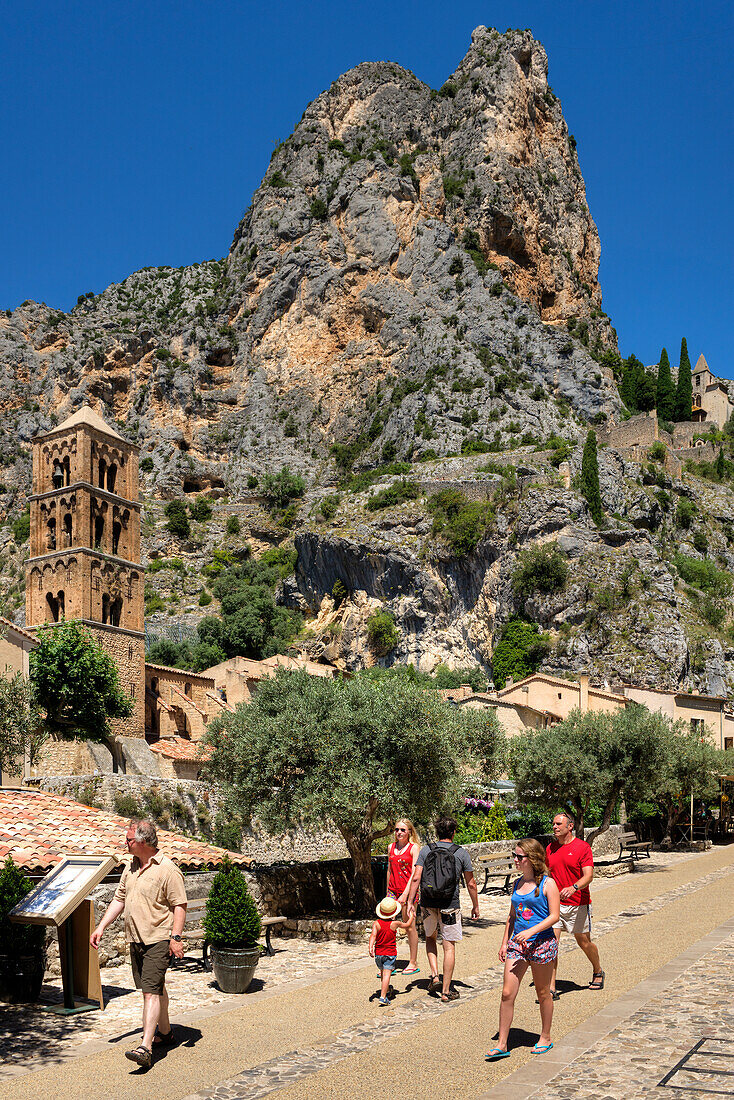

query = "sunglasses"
[[512, 852, 527, 860], [395, 827, 407, 832]]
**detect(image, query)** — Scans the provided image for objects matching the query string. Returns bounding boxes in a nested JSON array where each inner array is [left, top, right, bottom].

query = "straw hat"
[[376, 896, 400, 919]]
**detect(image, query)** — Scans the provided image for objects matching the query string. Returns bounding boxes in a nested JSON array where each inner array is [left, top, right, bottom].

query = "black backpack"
[[421, 843, 459, 909]]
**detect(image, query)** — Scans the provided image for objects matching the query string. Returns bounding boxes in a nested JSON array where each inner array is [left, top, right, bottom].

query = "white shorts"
[[554, 903, 592, 935], [422, 907, 463, 942]]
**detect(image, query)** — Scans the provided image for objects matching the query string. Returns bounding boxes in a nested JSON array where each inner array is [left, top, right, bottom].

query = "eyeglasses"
[[395, 827, 407, 833], [125, 837, 135, 846], [512, 852, 527, 861]]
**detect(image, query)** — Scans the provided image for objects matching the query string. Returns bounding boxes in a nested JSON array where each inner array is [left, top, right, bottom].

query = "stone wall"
[[679, 441, 720, 465], [91, 625, 146, 739], [598, 412, 658, 451]]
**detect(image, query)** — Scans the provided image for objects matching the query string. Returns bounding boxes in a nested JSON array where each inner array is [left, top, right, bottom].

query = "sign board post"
[[10, 855, 116, 1014]]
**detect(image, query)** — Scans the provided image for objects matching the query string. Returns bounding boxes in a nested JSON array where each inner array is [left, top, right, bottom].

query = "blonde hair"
[[517, 838, 548, 897], [395, 819, 420, 846]]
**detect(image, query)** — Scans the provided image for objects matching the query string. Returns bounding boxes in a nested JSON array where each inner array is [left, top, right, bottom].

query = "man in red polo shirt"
[[546, 812, 604, 996]]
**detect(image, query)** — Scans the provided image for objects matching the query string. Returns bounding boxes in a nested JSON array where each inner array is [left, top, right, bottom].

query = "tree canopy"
[[203, 670, 505, 910], [146, 546, 302, 671], [655, 347, 676, 422], [30, 620, 133, 741], [509, 704, 673, 840], [0, 671, 44, 773], [676, 337, 693, 422], [580, 430, 603, 524]]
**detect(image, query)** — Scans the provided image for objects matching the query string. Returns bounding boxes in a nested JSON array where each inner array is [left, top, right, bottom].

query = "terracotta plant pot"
[[209, 945, 260, 993]]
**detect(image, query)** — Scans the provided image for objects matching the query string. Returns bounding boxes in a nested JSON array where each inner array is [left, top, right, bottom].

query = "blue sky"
[[1, 1, 731, 375]]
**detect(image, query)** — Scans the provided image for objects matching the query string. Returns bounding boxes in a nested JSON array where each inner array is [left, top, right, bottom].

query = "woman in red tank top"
[[387, 819, 421, 975]]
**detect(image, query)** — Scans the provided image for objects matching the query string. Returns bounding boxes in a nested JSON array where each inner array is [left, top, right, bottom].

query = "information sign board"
[[9, 855, 116, 927]]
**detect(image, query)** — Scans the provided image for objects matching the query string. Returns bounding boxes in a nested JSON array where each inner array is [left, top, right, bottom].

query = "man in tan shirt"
[[91, 819, 187, 1069]]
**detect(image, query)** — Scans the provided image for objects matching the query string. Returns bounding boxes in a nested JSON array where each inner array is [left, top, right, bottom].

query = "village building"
[[691, 355, 732, 429], [201, 652, 338, 707], [621, 684, 733, 751], [439, 684, 549, 737], [498, 673, 627, 723], [25, 407, 146, 761]]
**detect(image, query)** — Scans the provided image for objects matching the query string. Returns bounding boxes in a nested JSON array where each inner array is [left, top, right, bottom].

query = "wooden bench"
[[616, 831, 652, 861], [177, 900, 287, 969], [476, 853, 515, 895]]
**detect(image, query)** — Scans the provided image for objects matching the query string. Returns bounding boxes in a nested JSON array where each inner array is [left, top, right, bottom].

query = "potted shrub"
[[204, 856, 262, 993], [0, 857, 47, 1003]]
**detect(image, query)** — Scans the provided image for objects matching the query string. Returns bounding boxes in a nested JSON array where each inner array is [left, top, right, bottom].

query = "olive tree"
[[510, 704, 670, 841], [0, 671, 44, 773], [203, 670, 505, 911]]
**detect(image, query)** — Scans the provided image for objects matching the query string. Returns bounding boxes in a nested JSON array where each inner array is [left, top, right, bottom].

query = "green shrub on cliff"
[[429, 490, 494, 557], [512, 543, 568, 601], [492, 617, 551, 687]]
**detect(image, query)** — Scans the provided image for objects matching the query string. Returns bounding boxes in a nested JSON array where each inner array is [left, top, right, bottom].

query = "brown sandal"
[[441, 989, 460, 1002], [153, 1027, 176, 1047], [125, 1045, 152, 1067]]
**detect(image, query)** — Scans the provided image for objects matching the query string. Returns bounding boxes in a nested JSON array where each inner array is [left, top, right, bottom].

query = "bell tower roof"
[[54, 405, 125, 441]]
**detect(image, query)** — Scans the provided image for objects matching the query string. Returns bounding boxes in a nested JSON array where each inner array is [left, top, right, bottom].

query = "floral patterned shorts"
[[506, 933, 558, 964]]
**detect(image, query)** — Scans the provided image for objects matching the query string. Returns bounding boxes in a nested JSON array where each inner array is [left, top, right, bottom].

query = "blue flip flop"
[[485, 1048, 510, 1061], [531, 1042, 554, 1054]]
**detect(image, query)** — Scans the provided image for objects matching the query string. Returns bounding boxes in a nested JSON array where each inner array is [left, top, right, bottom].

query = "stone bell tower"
[[25, 406, 145, 738]]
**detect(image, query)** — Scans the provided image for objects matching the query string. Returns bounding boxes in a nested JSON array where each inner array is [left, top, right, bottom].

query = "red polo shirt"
[[546, 838, 593, 906]]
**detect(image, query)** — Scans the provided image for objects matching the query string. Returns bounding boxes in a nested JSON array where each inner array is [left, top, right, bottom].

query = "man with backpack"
[[406, 816, 480, 1002]]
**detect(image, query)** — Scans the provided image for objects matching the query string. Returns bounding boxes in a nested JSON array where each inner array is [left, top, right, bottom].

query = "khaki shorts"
[[422, 907, 463, 942], [130, 940, 171, 994], [554, 903, 592, 935]]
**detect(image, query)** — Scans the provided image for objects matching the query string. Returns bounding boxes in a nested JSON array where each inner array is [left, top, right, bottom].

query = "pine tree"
[[675, 337, 693, 421], [656, 348, 676, 422], [580, 430, 603, 524], [715, 447, 726, 480], [620, 367, 638, 411], [637, 370, 657, 412]]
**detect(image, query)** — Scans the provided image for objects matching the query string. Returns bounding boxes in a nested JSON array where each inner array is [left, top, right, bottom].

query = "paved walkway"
[[1, 845, 732, 1100]]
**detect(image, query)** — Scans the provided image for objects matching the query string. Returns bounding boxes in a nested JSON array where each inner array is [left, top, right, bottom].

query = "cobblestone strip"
[[181, 864, 734, 1100], [523, 927, 734, 1099]]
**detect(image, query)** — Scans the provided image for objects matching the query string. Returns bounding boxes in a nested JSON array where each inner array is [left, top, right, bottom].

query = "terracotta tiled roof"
[[148, 737, 213, 763], [0, 616, 37, 644], [145, 662, 215, 684], [0, 788, 248, 874]]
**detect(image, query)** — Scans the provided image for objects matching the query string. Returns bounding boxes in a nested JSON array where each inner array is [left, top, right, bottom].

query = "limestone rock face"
[[0, 27, 617, 502]]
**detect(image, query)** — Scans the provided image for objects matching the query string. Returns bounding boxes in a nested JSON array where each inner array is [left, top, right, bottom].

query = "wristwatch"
[[171, 934, 182, 941]]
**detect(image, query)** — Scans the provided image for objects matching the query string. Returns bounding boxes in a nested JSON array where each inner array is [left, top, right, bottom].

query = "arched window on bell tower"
[[46, 591, 64, 622], [52, 461, 64, 490], [63, 513, 72, 547], [46, 518, 56, 551], [112, 518, 121, 556], [98, 458, 106, 489], [63, 455, 71, 486], [107, 463, 117, 493], [102, 594, 110, 624], [110, 596, 123, 626], [94, 514, 104, 550]]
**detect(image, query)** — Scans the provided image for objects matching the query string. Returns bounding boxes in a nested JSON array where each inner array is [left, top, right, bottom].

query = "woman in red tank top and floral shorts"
[[387, 819, 421, 975]]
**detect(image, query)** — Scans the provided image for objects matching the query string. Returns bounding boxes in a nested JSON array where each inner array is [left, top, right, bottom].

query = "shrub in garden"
[[0, 858, 46, 956], [203, 856, 261, 948]]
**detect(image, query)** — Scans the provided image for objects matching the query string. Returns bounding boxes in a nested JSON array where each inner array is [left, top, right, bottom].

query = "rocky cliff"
[[1, 27, 731, 696]]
